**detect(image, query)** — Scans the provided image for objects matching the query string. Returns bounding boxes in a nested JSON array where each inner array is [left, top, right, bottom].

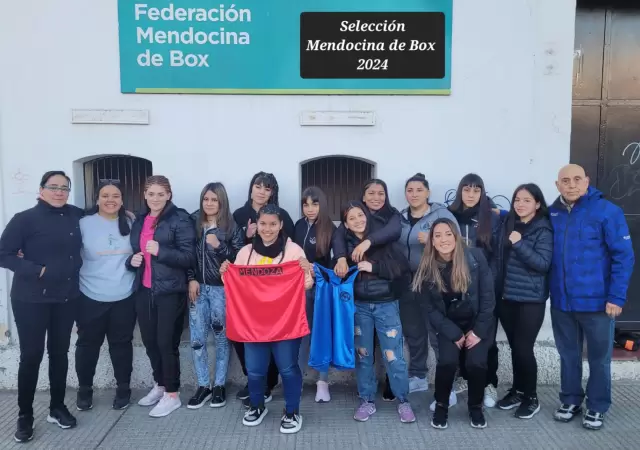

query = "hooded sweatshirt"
[[399, 202, 460, 273], [233, 200, 295, 245]]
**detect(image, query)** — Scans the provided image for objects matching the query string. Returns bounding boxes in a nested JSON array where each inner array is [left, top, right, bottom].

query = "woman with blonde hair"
[[412, 218, 495, 430]]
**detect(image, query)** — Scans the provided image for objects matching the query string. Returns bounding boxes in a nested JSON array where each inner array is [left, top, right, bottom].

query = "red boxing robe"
[[225, 260, 310, 343]]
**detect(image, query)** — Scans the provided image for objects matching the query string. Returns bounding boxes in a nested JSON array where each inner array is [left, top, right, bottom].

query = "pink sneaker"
[[354, 401, 376, 422], [398, 402, 416, 423]]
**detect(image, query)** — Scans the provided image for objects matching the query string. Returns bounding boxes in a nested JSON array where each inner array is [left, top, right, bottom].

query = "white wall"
[[0, 0, 586, 387]]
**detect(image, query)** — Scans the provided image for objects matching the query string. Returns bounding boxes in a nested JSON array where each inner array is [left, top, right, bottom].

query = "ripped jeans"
[[354, 300, 409, 402], [189, 285, 230, 387]]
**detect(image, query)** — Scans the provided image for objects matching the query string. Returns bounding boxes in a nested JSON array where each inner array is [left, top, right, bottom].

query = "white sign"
[[300, 111, 376, 126], [71, 109, 150, 125]]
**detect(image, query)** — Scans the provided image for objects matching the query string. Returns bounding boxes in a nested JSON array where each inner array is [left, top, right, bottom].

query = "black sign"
[[300, 12, 446, 79]]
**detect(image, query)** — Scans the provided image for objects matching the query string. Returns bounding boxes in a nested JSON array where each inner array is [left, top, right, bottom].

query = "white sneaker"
[[149, 393, 182, 418], [280, 412, 303, 434], [408, 376, 429, 393], [315, 381, 331, 403], [138, 383, 165, 407], [483, 385, 498, 408], [453, 378, 468, 394], [430, 390, 458, 412]]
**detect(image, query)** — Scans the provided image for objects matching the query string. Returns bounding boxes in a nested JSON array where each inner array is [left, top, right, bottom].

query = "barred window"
[[300, 156, 375, 221]]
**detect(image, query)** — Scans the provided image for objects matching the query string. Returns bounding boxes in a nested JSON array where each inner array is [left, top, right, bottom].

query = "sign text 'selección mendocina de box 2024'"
[[117, 0, 452, 95]]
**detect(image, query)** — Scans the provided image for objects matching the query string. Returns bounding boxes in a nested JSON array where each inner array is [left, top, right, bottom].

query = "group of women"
[[0, 168, 553, 442]]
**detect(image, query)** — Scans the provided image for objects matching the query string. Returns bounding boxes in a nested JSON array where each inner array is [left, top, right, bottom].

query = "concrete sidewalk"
[[0, 383, 636, 449]]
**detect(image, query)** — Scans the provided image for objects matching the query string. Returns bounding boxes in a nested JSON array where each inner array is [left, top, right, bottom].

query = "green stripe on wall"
[[134, 88, 451, 95]]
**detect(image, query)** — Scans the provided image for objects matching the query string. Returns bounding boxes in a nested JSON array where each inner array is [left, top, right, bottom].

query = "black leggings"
[[500, 300, 546, 397], [435, 334, 492, 408]]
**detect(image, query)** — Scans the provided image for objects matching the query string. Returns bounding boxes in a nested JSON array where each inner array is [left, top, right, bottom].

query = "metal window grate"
[[301, 157, 375, 221], [83, 156, 153, 212]]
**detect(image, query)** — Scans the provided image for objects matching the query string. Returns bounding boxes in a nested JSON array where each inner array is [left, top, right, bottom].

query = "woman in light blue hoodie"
[[398, 173, 460, 409]]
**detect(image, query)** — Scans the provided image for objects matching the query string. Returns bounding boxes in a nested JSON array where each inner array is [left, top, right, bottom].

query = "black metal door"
[[571, 6, 640, 329]]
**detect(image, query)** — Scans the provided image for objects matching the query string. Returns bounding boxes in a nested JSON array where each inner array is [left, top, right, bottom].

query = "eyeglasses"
[[43, 185, 71, 193]]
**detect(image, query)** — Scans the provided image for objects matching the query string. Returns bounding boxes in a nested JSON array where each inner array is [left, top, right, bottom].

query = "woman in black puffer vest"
[[492, 183, 553, 420], [126, 175, 196, 418]]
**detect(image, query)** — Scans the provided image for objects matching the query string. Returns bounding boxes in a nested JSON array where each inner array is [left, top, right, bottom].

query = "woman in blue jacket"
[[493, 183, 553, 419]]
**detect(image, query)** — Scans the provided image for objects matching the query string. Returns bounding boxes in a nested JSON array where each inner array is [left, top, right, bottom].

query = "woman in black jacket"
[[341, 201, 416, 424], [448, 173, 503, 407], [412, 217, 496, 430], [127, 175, 196, 418], [493, 183, 553, 419], [231, 171, 293, 403], [331, 178, 402, 401], [0, 171, 83, 442], [186, 182, 244, 410], [293, 186, 336, 402]]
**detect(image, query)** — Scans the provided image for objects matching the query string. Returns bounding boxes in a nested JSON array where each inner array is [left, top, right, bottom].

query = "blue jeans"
[[189, 285, 230, 387], [551, 308, 614, 413], [354, 300, 409, 402], [245, 338, 302, 413]]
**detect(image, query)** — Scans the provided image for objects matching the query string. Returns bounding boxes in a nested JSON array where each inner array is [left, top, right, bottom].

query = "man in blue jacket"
[[549, 164, 634, 431]]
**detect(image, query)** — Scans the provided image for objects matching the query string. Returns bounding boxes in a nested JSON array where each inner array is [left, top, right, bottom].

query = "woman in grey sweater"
[[75, 180, 137, 412], [398, 173, 460, 409]]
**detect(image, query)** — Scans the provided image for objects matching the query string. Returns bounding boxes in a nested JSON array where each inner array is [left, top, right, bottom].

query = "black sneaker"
[[382, 376, 396, 402], [280, 410, 303, 434], [76, 386, 93, 411], [187, 386, 213, 410], [497, 389, 523, 410], [47, 405, 77, 429], [515, 396, 541, 419], [582, 410, 605, 430], [553, 403, 582, 422], [210, 385, 226, 408], [14, 415, 34, 443], [113, 384, 131, 410], [236, 384, 249, 400], [430, 403, 448, 429], [242, 406, 268, 427], [242, 390, 273, 409], [469, 406, 487, 429]]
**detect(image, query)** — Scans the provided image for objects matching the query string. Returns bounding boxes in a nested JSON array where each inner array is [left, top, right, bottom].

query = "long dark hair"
[[87, 180, 131, 236], [449, 173, 493, 249], [341, 200, 406, 280], [361, 178, 395, 219], [196, 182, 233, 236], [301, 186, 333, 258], [248, 171, 280, 206], [504, 183, 549, 235], [341, 200, 371, 236]]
